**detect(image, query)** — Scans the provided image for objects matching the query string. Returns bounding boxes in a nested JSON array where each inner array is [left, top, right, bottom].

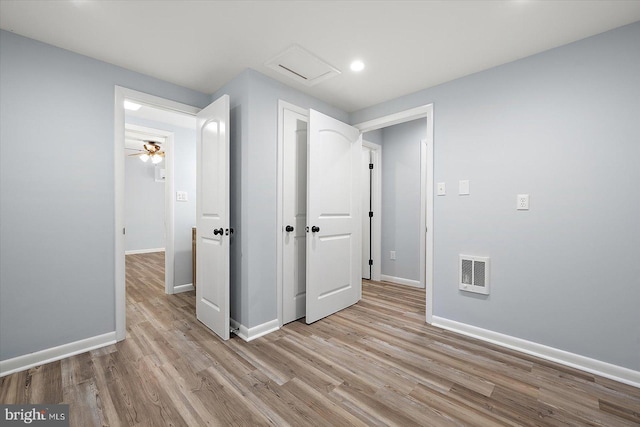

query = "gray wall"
[[213, 69, 349, 328], [0, 30, 210, 361], [124, 156, 165, 251], [125, 116, 197, 286], [350, 22, 640, 371], [379, 119, 426, 282]]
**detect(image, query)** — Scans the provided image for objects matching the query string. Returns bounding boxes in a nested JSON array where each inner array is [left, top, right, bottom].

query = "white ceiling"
[[2, 1, 639, 112]]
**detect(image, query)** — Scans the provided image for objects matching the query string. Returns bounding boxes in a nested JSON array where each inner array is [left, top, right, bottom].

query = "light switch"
[[176, 191, 188, 202], [459, 180, 470, 195], [437, 182, 446, 196]]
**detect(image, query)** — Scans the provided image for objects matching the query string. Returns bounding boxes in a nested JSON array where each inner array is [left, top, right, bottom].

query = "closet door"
[[306, 110, 362, 324]]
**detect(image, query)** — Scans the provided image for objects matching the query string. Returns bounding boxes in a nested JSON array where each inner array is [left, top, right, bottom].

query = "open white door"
[[306, 110, 362, 324], [196, 94, 230, 340]]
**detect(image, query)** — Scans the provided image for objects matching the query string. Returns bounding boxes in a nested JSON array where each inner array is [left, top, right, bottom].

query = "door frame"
[[124, 123, 175, 295], [362, 140, 382, 282], [276, 100, 309, 327], [354, 104, 434, 323], [114, 86, 200, 341]]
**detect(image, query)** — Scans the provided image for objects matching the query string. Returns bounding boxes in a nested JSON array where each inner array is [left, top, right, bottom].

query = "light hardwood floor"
[[1, 252, 639, 426]]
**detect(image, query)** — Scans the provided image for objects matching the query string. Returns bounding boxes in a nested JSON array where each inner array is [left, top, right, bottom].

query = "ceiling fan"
[[128, 141, 165, 164]]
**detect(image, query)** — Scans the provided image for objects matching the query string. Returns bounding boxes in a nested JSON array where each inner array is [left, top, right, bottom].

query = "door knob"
[[285, 225, 294, 232], [311, 226, 320, 233], [213, 228, 224, 235]]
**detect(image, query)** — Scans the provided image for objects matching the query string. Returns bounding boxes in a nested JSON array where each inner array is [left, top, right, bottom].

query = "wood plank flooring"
[[1, 252, 639, 426]]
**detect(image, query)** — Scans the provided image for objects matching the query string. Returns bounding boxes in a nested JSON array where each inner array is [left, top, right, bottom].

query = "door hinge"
[[369, 211, 373, 218], [123, 227, 126, 235], [368, 259, 373, 266], [369, 163, 374, 169]]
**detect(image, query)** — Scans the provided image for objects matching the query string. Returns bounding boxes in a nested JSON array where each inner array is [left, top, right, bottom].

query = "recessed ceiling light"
[[350, 60, 365, 72], [124, 100, 141, 111]]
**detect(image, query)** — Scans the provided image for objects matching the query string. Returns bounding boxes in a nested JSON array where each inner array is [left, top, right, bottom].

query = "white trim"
[[355, 105, 433, 133], [114, 86, 200, 341], [362, 140, 382, 282], [354, 104, 434, 323], [125, 247, 165, 255], [276, 100, 310, 327], [425, 112, 434, 323], [0, 332, 116, 377], [381, 274, 423, 289], [432, 316, 640, 389], [173, 283, 194, 293], [230, 319, 280, 342], [419, 139, 427, 288]]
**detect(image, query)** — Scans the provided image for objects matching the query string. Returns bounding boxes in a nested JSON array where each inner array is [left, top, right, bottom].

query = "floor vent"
[[459, 255, 490, 295], [265, 44, 341, 87]]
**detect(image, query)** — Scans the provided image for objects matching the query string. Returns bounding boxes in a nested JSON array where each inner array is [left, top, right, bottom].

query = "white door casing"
[[362, 147, 372, 279], [196, 94, 230, 340], [282, 109, 308, 324], [306, 110, 362, 324]]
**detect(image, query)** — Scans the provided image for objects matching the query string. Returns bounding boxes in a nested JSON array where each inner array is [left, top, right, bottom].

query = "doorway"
[[361, 140, 382, 281], [124, 124, 172, 293], [354, 104, 434, 323], [114, 86, 200, 341]]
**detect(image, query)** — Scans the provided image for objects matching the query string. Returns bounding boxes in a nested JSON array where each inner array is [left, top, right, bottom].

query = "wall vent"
[[459, 255, 490, 295], [265, 44, 341, 87]]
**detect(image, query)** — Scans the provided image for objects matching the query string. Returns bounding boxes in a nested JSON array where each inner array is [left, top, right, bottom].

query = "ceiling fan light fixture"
[[151, 154, 163, 164], [139, 153, 150, 162]]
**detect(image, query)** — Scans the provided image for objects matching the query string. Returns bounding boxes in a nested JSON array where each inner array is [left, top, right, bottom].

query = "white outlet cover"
[[437, 182, 446, 196], [459, 180, 470, 195], [176, 191, 188, 202], [517, 194, 529, 210]]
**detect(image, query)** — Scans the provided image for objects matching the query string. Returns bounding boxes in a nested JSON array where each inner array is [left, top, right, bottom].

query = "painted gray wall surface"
[[124, 156, 165, 251], [350, 22, 640, 371], [125, 116, 197, 286], [379, 119, 426, 282], [213, 69, 349, 328], [0, 30, 210, 361], [363, 129, 383, 145]]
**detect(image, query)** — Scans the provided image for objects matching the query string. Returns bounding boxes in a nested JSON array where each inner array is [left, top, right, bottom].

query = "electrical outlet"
[[517, 194, 529, 210], [176, 191, 188, 202], [437, 182, 446, 196], [390, 251, 396, 260]]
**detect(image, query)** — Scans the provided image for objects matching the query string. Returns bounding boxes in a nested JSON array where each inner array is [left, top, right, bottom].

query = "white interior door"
[[196, 94, 230, 340], [362, 147, 372, 279], [282, 109, 308, 324], [306, 110, 362, 324]]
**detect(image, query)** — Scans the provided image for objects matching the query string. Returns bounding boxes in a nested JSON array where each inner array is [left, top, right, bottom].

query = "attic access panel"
[[266, 44, 341, 87]]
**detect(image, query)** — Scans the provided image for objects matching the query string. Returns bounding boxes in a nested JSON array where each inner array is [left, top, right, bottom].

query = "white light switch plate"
[[176, 191, 188, 202], [459, 180, 470, 195], [437, 182, 446, 196]]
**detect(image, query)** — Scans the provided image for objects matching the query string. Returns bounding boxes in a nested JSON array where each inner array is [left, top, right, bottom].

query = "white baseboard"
[[0, 332, 117, 377], [173, 283, 194, 294], [230, 318, 279, 342], [125, 248, 165, 255], [380, 274, 423, 288], [431, 316, 640, 389]]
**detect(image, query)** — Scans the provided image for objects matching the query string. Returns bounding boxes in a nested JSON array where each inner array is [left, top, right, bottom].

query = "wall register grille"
[[459, 255, 490, 295]]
